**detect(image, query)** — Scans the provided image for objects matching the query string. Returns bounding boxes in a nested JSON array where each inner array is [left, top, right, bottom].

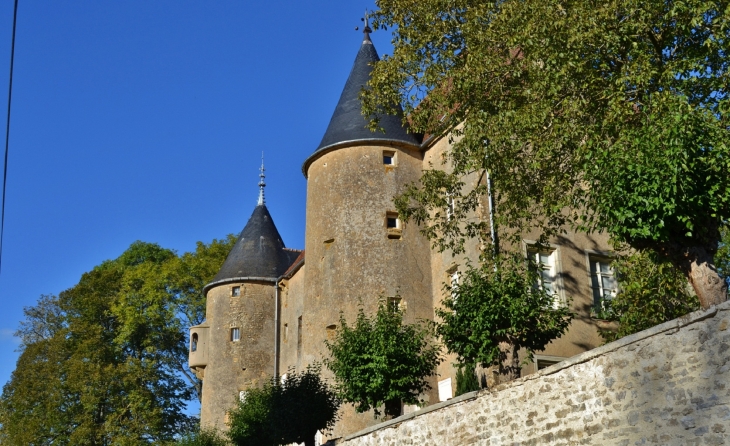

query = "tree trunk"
[[683, 246, 728, 309], [497, 337, 520, 384]]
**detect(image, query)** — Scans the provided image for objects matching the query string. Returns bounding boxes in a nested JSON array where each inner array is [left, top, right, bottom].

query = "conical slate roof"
[[204, 204, 300, 293], [303, 29, 421, 175]]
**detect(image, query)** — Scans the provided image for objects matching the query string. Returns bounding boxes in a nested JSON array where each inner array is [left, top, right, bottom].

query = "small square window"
[[387, 217, 398, 228], [231, 328, 241, 342], [231, 286, 241, 297], [387, 297, 402, 312], [326, 324, 337, 340], [383, 150, 396, 165]]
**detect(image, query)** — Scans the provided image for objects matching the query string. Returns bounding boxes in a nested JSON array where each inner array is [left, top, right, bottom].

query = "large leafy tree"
[[436, 256, 572, 383], [0, 237, 235, 445], [364, 0, 730, 309], [324, 301, 442, 418]]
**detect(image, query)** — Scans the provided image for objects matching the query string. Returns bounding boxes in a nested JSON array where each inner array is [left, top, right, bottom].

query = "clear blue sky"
[[0, 0, 390, 404]]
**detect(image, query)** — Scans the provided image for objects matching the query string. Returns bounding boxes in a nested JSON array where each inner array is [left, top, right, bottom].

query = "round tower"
[[192, 161, 300, 431], [300, 23, 435, 437]]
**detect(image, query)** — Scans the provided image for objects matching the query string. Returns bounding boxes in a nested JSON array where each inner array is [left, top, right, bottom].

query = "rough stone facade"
[[198, 281, 277, 431], [336, 301, 730, 446]]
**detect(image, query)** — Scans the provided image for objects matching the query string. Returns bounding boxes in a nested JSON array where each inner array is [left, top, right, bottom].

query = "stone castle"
[[188, 23, 614, 441]]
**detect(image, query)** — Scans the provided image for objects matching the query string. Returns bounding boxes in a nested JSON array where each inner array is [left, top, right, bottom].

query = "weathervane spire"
[[357, 9, 373, 42], [257, 152, 266, 206]]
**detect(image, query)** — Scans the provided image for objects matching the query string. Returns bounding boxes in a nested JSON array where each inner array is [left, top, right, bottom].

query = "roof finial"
[[357, 9, 372, 42], [257, 152, 266, 206]]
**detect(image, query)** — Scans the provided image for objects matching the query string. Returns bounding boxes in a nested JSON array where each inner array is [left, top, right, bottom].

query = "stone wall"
[[338, 301, 730, 445]]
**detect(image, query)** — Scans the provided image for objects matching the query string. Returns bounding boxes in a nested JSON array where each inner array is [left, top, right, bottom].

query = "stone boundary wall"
[[337, 301, 730, 445]]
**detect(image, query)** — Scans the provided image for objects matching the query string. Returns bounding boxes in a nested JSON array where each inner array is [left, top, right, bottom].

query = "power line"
[[0, 0, 19, 274]]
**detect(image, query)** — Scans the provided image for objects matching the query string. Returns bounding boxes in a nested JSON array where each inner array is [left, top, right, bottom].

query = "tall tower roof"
[[302, 19, 421, 176], [204, 166, 300, 294]]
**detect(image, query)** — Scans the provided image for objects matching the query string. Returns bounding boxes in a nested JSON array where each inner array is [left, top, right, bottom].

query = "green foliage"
[[436, 256, 572, 381], [228, 386, 276, 446], [598, 251, 700, 343], [325, 301, 442, 418], [368, 0, 730, 305], [454, 366, 480, 397], [227, 365, 340, 446], [269, 364, 340, 446], [717, 224, 730, 287], [0, 237, 235, 445], [177, 428, 230, 446]]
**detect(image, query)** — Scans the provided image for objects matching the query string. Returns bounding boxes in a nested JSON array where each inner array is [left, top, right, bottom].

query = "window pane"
[[602, 276, 616, 291], [539, 253, 551, 265], [599, 262, 612, 274]]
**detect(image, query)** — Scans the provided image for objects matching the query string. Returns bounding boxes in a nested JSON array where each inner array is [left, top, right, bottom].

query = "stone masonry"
[[337, 301, 730, 445]]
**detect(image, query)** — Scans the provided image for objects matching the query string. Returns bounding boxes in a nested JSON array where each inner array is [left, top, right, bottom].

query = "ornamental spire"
[[355, 10, 373, 43], [362, 10, 372, 42], [257, 152, 266, 206]]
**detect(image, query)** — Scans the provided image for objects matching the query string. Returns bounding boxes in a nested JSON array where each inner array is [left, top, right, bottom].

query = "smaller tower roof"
[[204, 163, 300, 294], [303, 15, 421, 176]]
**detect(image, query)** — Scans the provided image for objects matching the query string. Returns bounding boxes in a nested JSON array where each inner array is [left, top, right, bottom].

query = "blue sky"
[[0, 0, 390, 407]]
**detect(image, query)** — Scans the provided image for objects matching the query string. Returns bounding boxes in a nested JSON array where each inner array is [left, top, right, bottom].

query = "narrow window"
[[449, 269, 460, 300], [529, 248, 559, 307], [386, 212, 402, 239], [283, 323, 288, 342], [589, 257, 617, 310], [438, 378, 453, 402], [239, 390, 248, 402], [297, 316, 303, 361], [231, 286, 241, 297], [446, 195, 455, 221], [231, 327, 241, 342], [383, 150, 396, 165], [191, 333, 198, 352]]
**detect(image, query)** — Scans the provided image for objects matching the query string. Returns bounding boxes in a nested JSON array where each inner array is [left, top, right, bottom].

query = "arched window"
[[191, 333, 198, 352]]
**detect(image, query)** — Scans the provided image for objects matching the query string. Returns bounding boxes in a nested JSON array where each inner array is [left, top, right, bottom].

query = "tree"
[[0, 238, 235, 445], [227, 386, 276, 446], [436, 256, 572, 383], [227, 366, 340, 446], [269, 365, 340, 446], [597, 250, 701, 342], [364, 0, 730, 308], [177, 428, 230, 446], [161, 235, 237, 401], [454, 366, 480, 397], [324, 301, 442, 418]]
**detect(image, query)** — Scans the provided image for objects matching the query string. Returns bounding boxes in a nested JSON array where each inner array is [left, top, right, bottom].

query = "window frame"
[[523, 240, 565, 308], [230, 327, 241, 342], [382, 150, 396, 166], [584, 250, 617, 310]]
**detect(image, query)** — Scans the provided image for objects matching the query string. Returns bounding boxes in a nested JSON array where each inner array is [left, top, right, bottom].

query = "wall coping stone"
[[340, 299, 730, 443]]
